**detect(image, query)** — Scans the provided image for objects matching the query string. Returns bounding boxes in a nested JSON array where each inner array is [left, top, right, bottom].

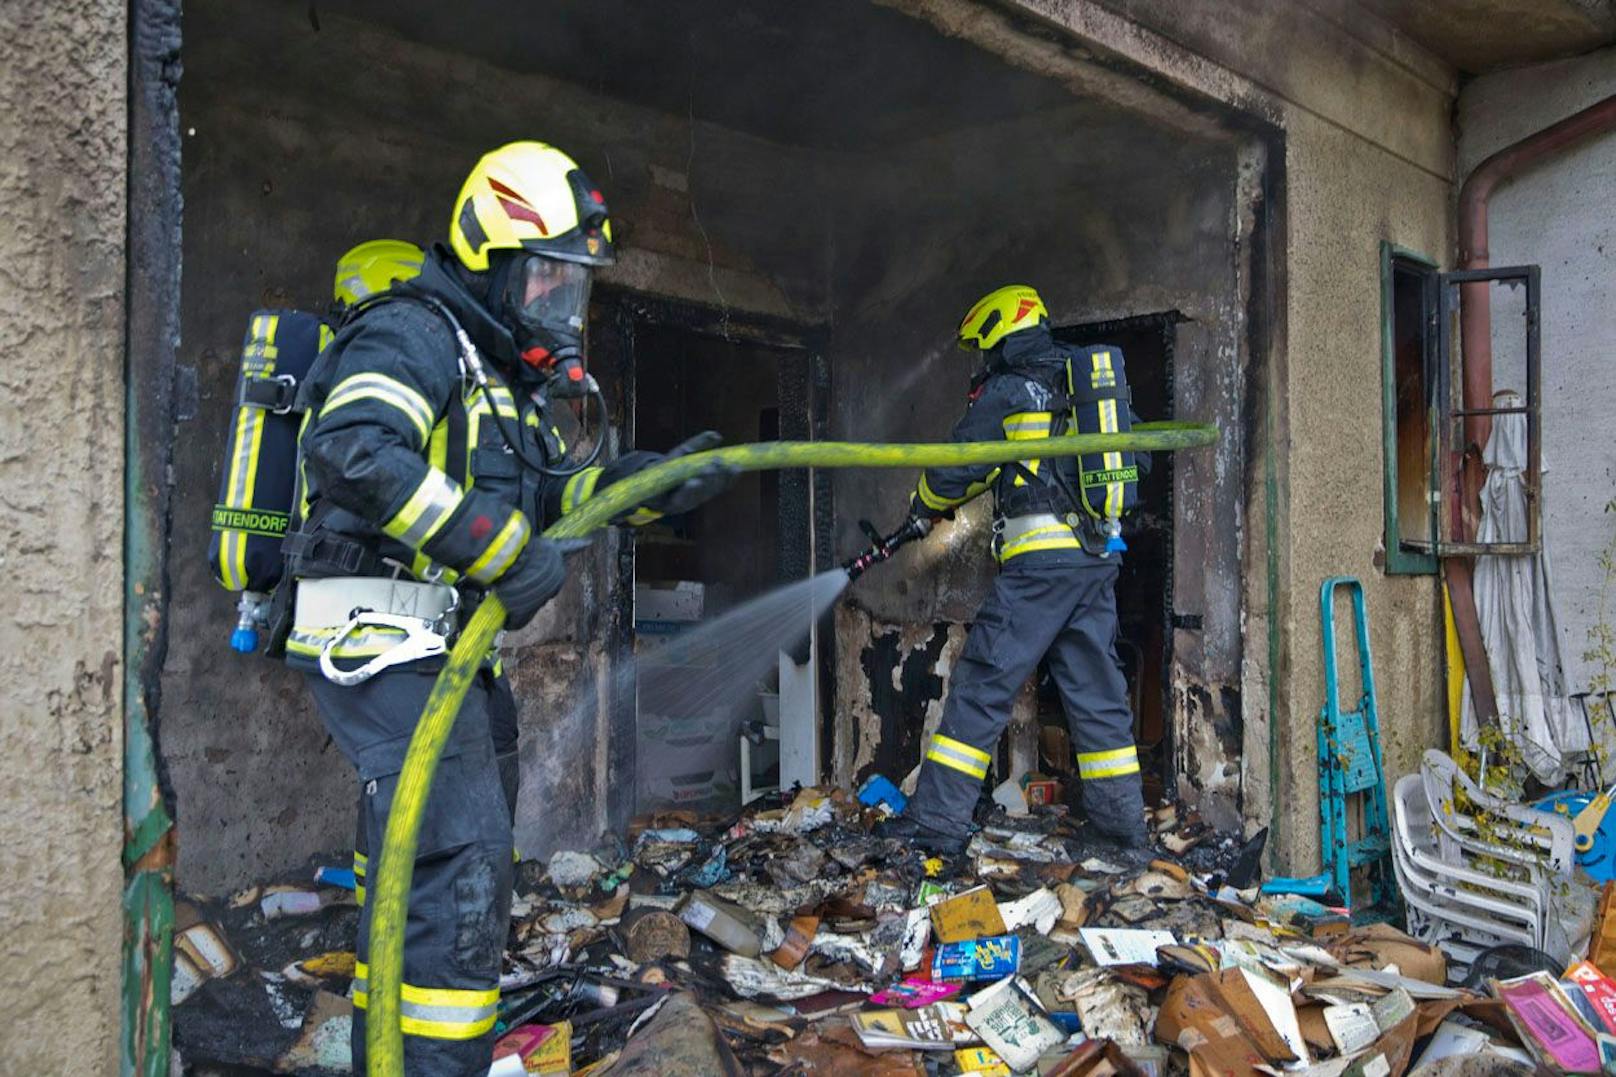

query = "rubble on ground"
[[172, 778, 1616, 1076]]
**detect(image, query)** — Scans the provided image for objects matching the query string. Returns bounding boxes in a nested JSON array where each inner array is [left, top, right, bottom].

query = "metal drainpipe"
[[1447, 92, 1616, 733]]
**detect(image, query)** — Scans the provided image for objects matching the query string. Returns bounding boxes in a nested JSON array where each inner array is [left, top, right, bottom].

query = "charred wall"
[[168, 0, 831, 894], [825, 93, 1251, 826]]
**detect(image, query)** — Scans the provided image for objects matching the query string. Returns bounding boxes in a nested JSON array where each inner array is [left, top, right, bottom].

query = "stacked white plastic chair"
[[1386, 750, 1584, 977], [1391, 774, 1543, 973]]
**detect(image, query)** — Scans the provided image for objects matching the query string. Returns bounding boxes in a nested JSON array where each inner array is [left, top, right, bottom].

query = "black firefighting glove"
[[492, 537, 589, 629], [629, 430, 738, 519]]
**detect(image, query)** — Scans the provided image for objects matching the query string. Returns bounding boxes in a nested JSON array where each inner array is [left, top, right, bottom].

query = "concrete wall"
[[901, 0, 1460, 869], [0, 3, 128, 1072], [824, 97, 1252, 828], [169, 0, 831, 895], [1457, 48, 1616, 698], [166, 0, 1469, 894]]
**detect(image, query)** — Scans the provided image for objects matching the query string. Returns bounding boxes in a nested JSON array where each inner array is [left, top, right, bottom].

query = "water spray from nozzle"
[[842, 516, 933, 581]]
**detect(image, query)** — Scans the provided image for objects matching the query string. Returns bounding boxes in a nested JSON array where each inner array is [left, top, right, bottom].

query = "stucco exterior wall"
[[1457, 48, 1616, 698], [1275, 110, 1452, 869], [0, 3, 128, 1073]]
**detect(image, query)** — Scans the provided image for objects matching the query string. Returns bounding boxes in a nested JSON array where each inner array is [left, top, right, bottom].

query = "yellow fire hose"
[[365, 421, 1216, 1071]]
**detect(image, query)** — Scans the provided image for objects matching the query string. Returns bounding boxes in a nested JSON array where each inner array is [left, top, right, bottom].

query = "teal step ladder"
[[1318, 576, 1397, 921]]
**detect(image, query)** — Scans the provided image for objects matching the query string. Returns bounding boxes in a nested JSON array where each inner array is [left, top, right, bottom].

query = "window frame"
[[1379, 242, 1441, 575], [1432, 264, 1542, 556]]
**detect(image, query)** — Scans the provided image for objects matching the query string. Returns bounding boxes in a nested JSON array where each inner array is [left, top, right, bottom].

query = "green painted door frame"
[[123, 2, 181, 1074]]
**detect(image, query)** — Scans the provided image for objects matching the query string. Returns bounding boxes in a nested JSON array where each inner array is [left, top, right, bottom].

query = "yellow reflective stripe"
[[925, 734, 991, 779], [964, 468, 1000, 503], [916, 473, 958, 511], [235, 530, 251, 588], [1099, 397, 1122, 518], [220, 390, 267, 588], [998, 535, 1083, 560], [428, 417, 449, 477], [355, 883, 366, 906], [240, 313, 281, 365], [285, 624, 409, 659], [934, 734, 990, 764], [263, 314, 281, 361], [225, 530, 246, 591], [1004, 411, 1049, 487], [998, 524, 1082, 561], [383, 469, 465, 548], [1090, 353, 1124, 519], [233, 375, 270, 503], [561, 467, 603, 515], [296, 411, 314, 521], [1077, 745, 1140, 779], [321, 373, 434, 444], [464, 388, 518, 481], [240, 403, 267, 502], [352, 851, 366, 906], [1089, 351, 1117, 389], [482, 384, 519, 420], [623, 507, 663, 527], [465, 512, 530, 584], [1002, 412, 1052, 439], [351, 965, 499, 1040]]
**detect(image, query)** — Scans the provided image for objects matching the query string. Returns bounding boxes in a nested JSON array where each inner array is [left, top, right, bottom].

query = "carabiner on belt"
[[318, 610, 449, 687]]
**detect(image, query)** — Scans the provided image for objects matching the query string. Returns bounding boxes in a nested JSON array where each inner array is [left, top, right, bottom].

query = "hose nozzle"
[[843, 516, 932, 580]]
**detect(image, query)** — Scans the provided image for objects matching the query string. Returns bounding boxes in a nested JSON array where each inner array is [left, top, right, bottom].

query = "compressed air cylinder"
[[209, 309, 330, 616], [1063, 343, 1140, 552]]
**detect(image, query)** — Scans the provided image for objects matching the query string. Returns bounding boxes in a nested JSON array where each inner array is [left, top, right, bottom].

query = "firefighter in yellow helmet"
[[332, 238, 425, 309], [324, 236, 523, 947], [877, 285, 1153, 861], [282, 142, 731, 1074]]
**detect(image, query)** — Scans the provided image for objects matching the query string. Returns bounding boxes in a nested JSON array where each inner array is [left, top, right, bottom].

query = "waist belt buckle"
[[318, 609, 448, 687]]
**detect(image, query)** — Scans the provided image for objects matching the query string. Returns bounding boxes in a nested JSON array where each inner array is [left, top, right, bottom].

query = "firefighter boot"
[[875, 813, 969, 857]]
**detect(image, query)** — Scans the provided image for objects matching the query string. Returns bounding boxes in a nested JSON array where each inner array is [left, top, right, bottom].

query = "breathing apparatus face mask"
[[497, 252, 593, 391]]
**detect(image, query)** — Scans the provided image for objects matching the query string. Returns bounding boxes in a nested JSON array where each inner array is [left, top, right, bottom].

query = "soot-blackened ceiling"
[[309, 0, 1081, 151]]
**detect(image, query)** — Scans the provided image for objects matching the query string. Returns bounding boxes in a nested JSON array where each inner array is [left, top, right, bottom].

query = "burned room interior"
[[162, 0, 1255, 906], [17, 0, 1616, 1069]]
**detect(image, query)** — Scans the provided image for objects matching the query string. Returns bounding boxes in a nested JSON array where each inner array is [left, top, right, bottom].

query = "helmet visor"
[[505, 254, 592, 344]]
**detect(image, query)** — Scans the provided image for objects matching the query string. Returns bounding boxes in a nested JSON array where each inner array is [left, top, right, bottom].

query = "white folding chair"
[[1419, 750, 1574, 879], [1392, 776, 1543, 948]]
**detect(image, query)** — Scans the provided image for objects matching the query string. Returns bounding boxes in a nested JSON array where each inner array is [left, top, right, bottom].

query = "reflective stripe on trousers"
[[1077, 744, 1140, 779], [904, 554, 1146, 843], [352, 962, 499, 1040], [925, 733, 991, 780], [303, 669, 513, 1075]]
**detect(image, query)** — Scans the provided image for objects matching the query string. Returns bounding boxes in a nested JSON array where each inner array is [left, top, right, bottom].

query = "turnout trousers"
[[907, 553, 1148, 843], [306, 669, 514, 1076]]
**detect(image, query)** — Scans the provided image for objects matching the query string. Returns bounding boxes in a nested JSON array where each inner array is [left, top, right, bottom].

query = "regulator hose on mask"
[[365, 420, 1217, 1073]]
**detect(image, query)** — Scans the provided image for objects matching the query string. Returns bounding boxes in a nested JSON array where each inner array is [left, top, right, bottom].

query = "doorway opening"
[[598, 296, 827, 814]]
